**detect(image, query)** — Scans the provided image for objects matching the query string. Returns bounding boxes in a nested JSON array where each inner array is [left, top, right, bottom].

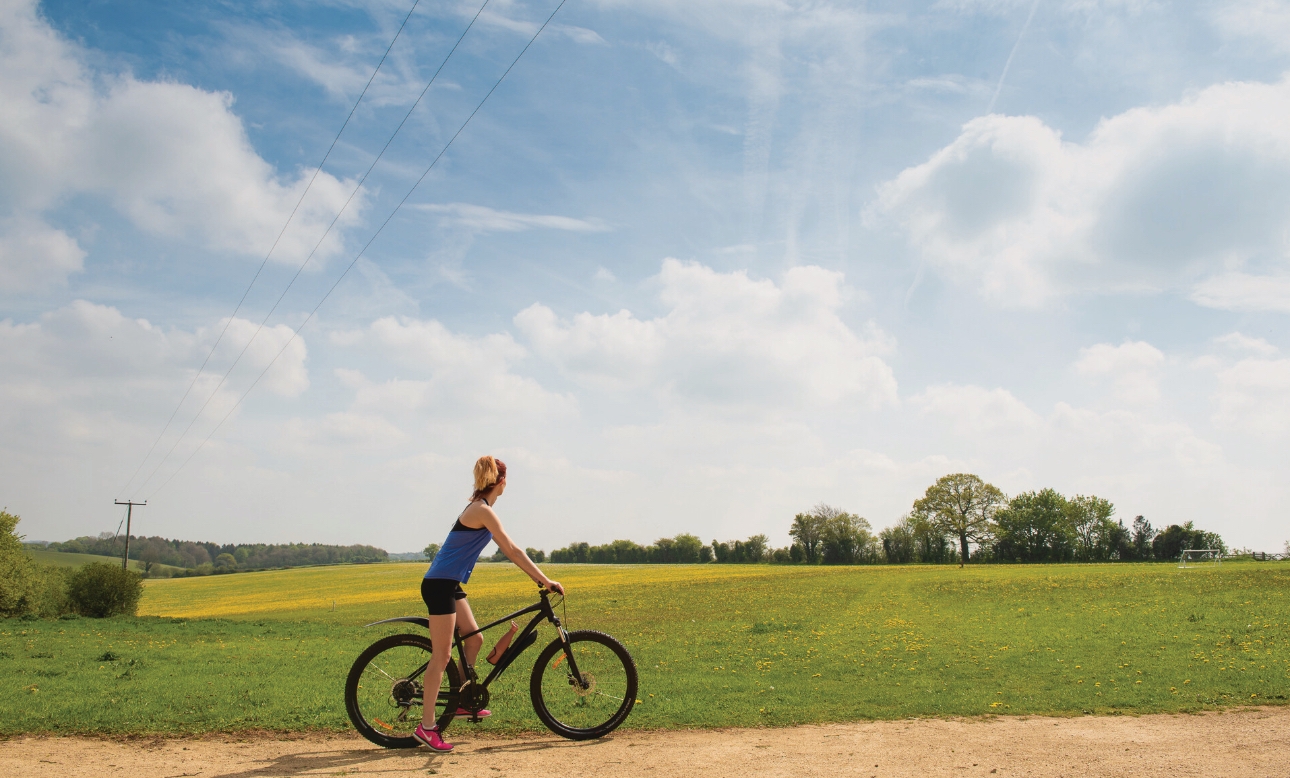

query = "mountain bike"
[[345, 587, 637, 747]]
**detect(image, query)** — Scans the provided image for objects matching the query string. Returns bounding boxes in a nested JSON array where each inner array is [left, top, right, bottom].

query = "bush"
[[1, 509, 72, 618], [66, 562, 143, 617]]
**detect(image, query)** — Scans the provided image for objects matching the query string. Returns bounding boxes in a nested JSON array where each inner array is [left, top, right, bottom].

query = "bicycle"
[[345, 587, 638, 747]]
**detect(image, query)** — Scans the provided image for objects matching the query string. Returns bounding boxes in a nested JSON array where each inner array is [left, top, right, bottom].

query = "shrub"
[[66, 562, 143, 617], [1, 509, 72, 618]]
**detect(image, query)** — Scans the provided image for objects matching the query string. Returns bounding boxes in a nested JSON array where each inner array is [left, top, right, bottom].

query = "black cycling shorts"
[[421, 577, 467, 616]]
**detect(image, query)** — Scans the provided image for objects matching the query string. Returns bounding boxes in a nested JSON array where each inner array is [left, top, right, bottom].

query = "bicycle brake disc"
[[570, 671, 596, 697]]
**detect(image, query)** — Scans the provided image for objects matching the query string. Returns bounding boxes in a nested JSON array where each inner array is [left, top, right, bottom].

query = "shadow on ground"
[[206, 735, 614, 776]]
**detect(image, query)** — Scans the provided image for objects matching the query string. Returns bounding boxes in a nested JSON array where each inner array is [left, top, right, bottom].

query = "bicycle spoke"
[[366, 663, 399, 683]]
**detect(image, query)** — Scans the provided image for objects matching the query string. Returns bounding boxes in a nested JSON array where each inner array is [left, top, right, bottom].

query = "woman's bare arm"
[[471, 504, 563, 594]]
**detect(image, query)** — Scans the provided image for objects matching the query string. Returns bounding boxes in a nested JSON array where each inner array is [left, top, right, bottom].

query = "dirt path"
[[3, 707, 1286, 778]]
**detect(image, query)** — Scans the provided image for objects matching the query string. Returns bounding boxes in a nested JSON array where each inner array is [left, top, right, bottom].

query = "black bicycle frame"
[[365, 589, 587, 705], [455, 590, 583, 691]]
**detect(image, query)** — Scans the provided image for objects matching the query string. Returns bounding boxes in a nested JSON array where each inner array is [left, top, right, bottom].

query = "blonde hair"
[[472, 456, 507, 501]]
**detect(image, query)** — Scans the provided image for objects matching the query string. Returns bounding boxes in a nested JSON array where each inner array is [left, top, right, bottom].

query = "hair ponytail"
[[472, 456, 507, 502]]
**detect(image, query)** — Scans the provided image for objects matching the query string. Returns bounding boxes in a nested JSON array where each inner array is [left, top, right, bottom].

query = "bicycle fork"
[[551, 618, 588, 691]]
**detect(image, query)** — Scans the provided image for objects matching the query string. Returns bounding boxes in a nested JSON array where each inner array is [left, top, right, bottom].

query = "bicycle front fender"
[[364, 616, 430, 629]]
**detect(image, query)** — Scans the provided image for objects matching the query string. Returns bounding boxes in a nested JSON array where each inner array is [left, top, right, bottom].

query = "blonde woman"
[[415, 456, 564, 751]]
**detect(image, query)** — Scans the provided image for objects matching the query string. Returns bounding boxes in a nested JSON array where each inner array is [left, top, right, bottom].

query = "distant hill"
[[386, 552, 427, 562], [42, 534, 389, 576], [26, 548, 184, 575]]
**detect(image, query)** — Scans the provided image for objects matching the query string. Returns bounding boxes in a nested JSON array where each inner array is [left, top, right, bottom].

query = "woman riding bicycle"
[[415, 456, 564, 752]]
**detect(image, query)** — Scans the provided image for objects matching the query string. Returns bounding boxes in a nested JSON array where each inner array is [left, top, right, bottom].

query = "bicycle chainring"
[[459, 680, 491, 714]]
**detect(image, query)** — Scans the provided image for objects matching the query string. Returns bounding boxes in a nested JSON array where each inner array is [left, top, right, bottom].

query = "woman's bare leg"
[[422, 612, 456, 728], [456, 598, 483, 669]]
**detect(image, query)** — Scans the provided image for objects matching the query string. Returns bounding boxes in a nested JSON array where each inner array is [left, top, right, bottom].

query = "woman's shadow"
[[207, 735, 611, 777]]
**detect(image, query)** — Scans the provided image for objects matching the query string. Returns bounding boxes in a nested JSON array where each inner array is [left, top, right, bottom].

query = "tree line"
[[519, 473, 1225, 567], [43, 533, 387, 576]]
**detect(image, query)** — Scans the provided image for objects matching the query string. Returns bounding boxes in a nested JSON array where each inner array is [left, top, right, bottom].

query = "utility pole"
[[113, 500, 145, 571]]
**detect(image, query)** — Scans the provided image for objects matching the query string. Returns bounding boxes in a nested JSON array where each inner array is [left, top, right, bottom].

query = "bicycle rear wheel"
[[530, 630, 637, 740], [345, 633, 461, 748]]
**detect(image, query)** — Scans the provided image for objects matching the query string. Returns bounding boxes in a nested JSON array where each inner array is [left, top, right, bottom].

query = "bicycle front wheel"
[[345, 633, 461, 748], [530, 630, 638, 740]]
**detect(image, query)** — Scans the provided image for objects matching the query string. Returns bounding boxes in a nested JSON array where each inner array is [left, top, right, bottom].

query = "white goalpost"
[[1179, 549, 1222, 568]]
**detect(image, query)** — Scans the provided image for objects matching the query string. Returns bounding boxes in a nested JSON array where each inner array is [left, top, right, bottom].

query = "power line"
[[145, 0, 570, 500], [117, 0, 425, 499], [129, 0, 495, 498]]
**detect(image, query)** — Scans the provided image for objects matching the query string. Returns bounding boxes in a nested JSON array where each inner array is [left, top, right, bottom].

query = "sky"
[[2, 0, 1289, 554]]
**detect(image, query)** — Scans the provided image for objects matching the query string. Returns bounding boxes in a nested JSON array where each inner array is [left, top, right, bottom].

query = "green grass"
[[2, 560, 1287, 736]]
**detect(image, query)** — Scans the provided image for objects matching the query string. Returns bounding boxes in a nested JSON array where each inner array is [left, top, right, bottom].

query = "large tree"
[[994, 489, 1075, 563], [912, 474, 1005, 566], [1066, 494, 1116, 561], [789, 505, 833, 564]]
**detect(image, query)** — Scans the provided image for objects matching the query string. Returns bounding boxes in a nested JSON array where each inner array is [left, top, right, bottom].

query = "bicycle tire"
[[530, 630, 638, 740], [345, 633, 461, 748]]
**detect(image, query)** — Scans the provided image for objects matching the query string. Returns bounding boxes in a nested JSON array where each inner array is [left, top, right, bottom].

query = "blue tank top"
[[425, 508, 493, 583]]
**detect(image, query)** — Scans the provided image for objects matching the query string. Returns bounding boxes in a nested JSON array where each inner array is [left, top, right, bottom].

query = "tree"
[[820, 513, 874, 564], [669, 533, 706, 563], [0, 509, 40, 616], [1131, 516, 1154, 560], [912, 474, 1006, 566], [742, 534, 769, 563], [138, 546, 163, 574], [790, 504, 840, 564], [993, 489, 1075, 562], [525, 547, 545, 563], [214, 552, 237, 569], [1066, 495, 1116, 561], [1152, 522, 1225, 561], [423, 543, 440, 562], [880, 518, 915, 564]]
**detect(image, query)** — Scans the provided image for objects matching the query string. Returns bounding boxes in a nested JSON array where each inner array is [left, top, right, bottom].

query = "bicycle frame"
[[365, 588, 586, 706]]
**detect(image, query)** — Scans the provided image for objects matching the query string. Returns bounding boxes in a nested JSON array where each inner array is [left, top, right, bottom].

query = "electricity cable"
[[117, 0, 424, 499], [144, 0, 569, 500], [130, 0, 495, 498]]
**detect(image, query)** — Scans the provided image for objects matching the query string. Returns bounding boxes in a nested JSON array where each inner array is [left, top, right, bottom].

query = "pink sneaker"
[[413, 723, 453, 752], [455, 707, 491, 719]]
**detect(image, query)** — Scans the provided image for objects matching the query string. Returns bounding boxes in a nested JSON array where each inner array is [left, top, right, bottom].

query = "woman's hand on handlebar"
[[541, 579, 565, 595]]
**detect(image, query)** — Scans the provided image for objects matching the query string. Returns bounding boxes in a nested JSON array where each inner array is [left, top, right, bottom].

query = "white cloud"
[[1212, 0, 1290, 55], [1074, 341, 1165, 403], [1212, 357, 1290, 434], [0, 300, 309, 475], [872, 76, 1290, 306], [1190, 273, 1290, 313], [515, 259, 898, 409], [0, 0, 361, 286], [333, 315, 573, 419], [415, 203, 610, 233], [1213, 332, 1279, 356], [0, 215, 85, 290], [909, 384, 1042, 434]]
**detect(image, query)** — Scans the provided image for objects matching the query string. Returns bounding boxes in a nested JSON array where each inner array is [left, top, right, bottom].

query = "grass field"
[[26, 549, 147, 572], [26, 548, 187, 576], [2, 560, 1287, 736]]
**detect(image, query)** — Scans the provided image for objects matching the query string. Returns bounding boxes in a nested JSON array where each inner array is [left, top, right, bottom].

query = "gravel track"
[[2, 707, 1285, 777]]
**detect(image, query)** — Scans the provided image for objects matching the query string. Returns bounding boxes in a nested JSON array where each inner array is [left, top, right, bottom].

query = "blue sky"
[[3, 0, 1289, 554]]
